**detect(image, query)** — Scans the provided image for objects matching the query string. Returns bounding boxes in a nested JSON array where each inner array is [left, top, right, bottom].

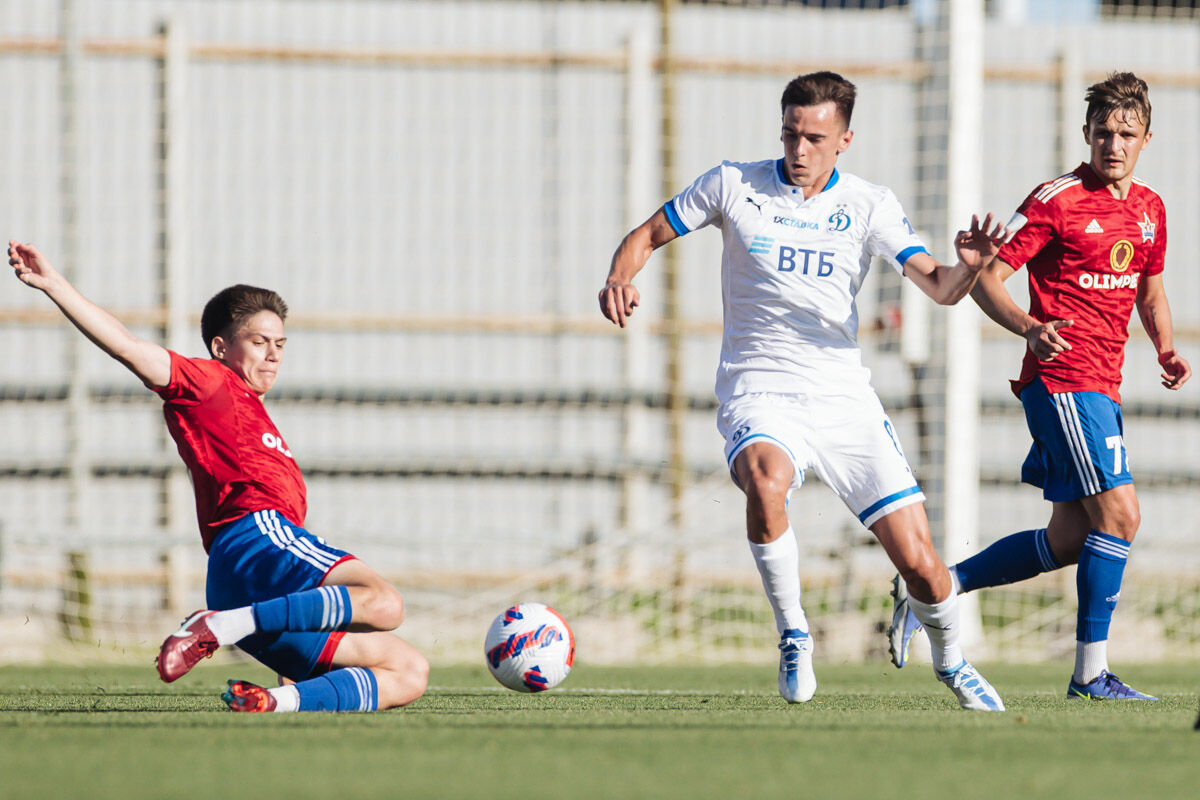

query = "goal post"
[[940, 0, 987, 651]]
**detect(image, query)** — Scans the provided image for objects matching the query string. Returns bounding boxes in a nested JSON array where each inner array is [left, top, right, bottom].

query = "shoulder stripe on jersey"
[[1034, 173, 1076, 197], [895, 245, 929, 267], [1034, 174, 1080, 204], [663, 200, 690, 236], [1131, 177, 1159, 195]]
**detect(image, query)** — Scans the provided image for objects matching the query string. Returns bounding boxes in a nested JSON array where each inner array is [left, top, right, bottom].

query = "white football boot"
[[937, 661, 1005, 711], [778, 628, 816, 703]]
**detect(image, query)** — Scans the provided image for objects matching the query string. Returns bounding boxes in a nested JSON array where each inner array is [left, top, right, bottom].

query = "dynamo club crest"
[[827, 208, 851, 232]]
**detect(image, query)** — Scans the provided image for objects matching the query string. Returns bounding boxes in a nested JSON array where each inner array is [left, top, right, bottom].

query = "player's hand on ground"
[[8, 240, 61, 293], [1025, 319, 1073, 361], [1158, 350, 1191, 390], [953, 213, 1008, 271], [599, 281, 640, 328]]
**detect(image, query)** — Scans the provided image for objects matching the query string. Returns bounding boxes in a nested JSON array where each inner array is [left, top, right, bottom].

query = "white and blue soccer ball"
[[484, 602, 575, 693]]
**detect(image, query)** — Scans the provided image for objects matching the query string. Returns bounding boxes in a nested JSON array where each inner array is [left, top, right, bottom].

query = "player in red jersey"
[[9, 240, 428, 712], [887, 73, 1190, 699]]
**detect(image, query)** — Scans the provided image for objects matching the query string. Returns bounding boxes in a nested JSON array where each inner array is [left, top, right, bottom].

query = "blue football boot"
[[1067, 670, 1158, 701]]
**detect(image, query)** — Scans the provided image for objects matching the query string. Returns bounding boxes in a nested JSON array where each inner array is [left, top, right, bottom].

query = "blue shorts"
[[1019, 378, 1131, 502], [206, 510, 355, 680]]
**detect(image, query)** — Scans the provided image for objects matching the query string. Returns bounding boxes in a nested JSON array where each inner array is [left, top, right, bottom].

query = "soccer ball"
[[484, 602, 575, 692]]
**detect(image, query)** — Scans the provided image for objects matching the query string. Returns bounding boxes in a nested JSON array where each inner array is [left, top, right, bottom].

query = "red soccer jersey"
[[997, 163, 1166, 404], [155, 351, 307, 551]]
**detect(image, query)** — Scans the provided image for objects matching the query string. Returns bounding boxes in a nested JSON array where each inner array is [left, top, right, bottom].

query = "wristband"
[[1157, 349, 1177, 367]]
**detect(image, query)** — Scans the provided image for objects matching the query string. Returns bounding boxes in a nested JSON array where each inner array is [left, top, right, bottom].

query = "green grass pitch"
[[1, 661, 1196, 799]]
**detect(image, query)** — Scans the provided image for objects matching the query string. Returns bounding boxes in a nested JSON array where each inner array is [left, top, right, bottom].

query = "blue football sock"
[[953, 529, 1061, 593], [1076, 530, 1130, 643], [252, 585, 352, 633], [296, 667, 379, 712]]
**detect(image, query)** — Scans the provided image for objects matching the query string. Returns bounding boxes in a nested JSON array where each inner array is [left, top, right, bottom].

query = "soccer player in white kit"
[[599, 71, 1007, 710]]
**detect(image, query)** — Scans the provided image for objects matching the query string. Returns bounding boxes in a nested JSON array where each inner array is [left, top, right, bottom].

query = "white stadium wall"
[[0, 0, 1198, 663]]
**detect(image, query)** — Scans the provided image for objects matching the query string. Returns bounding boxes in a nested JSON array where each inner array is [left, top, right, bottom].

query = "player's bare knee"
[[1055, 541, 1083, 565], [357, 584, 405, 630], [402, 648, 430, 701], [898, 569, 933, 602], [377, 675, 426, 710], [1111, 503, 1140, 541], [742, 468, 789, 510], [376, 644, 429, 708], [896, 553, 944, 602], [1093, 500, 1140, 542], [375, 586, 406, 630]]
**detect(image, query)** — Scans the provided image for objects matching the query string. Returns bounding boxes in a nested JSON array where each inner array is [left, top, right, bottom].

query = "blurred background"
[[1, 0, 1198, 668]]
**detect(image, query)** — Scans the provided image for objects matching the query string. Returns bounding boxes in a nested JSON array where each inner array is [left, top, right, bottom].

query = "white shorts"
[[718, 391, 925, 528]]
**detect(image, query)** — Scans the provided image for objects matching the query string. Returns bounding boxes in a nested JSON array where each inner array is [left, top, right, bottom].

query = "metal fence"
[[1, 0, 1198, 665]]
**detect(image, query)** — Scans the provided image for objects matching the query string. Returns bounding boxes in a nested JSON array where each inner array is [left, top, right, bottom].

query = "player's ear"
[[836, 128, 853, 154], [1082, 122, 1091, 144], [210, 336, 227, 360]]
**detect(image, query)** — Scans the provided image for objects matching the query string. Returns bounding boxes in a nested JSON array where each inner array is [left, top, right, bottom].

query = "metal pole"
[[659, 0, 687, 642], [159, 19, 193, 541], [1057, 46, 1084, 175], [60, 0, 90, 543], [160, 19, 189, 359], [621, 28, 655, 558], [942, 0, 985, 651]]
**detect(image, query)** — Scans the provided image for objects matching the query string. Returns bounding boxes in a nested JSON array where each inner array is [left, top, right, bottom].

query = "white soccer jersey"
[[666, 159, 928, 402]]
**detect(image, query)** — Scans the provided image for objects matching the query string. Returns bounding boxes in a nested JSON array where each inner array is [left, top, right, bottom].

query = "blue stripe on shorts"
[[857, 485, 924, 525]]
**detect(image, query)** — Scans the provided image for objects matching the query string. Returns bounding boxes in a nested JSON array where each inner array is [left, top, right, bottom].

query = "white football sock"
[[268, 685, 300, 713], [749, 527, 809, 635], [906, 591, 964, 673], [206, 607, 257, 646], [1073, 640, 1108, 685], [948, 566, 963, 595]]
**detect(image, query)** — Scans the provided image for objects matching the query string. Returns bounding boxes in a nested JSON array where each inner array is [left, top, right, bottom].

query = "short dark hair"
[[780, 71, 857, 127], [200, 284, 289, 356], [1085, 71, 1151, 131]]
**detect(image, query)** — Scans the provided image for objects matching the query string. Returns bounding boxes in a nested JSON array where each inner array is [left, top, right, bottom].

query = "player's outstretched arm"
[[1136, 272, 1191, 390], [599, 208, 679, 328], [969, 254, 1073, 362], [9, 240, 171, 389], [902, 213, 1007, 306]]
